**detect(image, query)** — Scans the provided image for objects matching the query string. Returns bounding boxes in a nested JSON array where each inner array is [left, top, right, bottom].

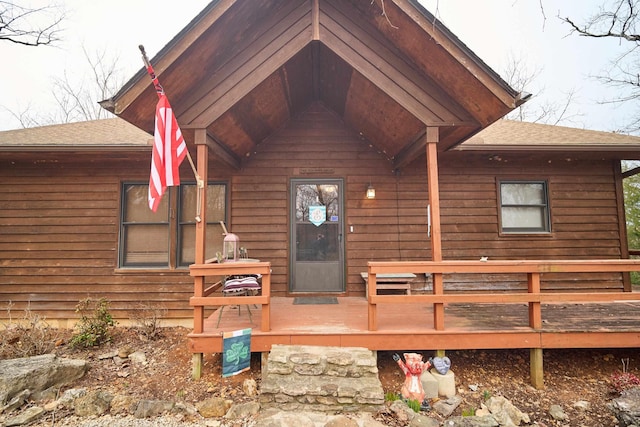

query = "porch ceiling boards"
[[101, 0, 523, 171]]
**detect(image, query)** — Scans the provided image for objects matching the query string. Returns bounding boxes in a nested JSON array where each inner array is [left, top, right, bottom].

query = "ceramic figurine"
[[393, 352, 432, 405]]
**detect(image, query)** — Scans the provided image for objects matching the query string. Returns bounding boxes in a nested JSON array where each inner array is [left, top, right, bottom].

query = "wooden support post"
[[192, 129, 209, 380], [426, 128, 445, 333], [530, 348, 544, 389], [528, 272, 544, 389], [426, 128, 442, 262], [192, 353, 204, 380], [194, 129, 208, 265]]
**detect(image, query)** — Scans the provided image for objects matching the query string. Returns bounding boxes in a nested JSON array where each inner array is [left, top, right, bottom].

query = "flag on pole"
[[148, 93, 187, 211], [140, 46, 188, 212]]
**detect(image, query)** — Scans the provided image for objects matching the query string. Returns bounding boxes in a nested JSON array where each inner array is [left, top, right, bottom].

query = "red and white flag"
[[148, 94, 187, 211]]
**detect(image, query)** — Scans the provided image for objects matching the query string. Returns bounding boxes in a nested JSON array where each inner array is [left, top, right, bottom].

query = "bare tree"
[[49, 46, 123, 123], [0, 1, 64, 46], [502, 53, 582, 126], [560, 0, 640, 132], [3, 102, 42, 128], [6, 46, 123, 127]]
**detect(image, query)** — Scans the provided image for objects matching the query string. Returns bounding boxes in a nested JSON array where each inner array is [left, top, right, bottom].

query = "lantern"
[[223, 233, 240, 262]]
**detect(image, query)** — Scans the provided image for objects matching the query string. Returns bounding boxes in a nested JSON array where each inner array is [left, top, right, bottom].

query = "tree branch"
[[0, 1, 65, 46]]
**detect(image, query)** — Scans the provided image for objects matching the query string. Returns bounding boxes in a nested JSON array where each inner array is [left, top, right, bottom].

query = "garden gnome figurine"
[[393, 353, 432, 407]]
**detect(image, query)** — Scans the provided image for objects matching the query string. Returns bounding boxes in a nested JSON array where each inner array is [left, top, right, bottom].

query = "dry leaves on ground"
[[41, 327, 640, 426]]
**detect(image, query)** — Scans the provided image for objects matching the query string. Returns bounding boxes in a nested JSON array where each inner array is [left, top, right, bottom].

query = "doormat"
[[293, 297, 338, 305]]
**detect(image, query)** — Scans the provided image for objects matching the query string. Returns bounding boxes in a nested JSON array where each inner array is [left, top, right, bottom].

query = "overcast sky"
[[0, 0, 636, 133]]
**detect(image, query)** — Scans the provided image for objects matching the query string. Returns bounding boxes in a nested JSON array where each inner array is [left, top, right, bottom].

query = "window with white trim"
[[119, 182, 227, 268], [499, 181, 550, 233]]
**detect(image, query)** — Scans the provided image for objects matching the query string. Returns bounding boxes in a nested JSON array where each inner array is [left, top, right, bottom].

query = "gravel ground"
[[4, 327, 640, 426]]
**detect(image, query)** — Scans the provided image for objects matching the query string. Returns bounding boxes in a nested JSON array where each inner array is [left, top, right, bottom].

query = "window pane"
[[180, 224, 225, 265], [178, 183, 227, 266], [180, 185, 226, 222], [125, 184, 168, 221], [500, 181, 549, 233], [501, 183, 544, 205], [121, 183, 169, 268], [295, 184, 339, 221], [502, 207, 545, 229], [123, 224, 168, 265]]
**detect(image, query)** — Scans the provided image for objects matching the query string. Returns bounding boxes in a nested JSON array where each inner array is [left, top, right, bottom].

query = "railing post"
[[193, 275, 205, 334], [433, 272, 444, 330], [528, 272, 541, 329], [368, 272, 378, 330], [261, 270, 271, 332], [528, 271, 544, 388]]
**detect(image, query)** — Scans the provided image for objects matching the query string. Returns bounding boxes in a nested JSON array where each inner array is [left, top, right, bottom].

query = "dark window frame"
[[498, 180, 551, 234], [118, 182, 227, 270]]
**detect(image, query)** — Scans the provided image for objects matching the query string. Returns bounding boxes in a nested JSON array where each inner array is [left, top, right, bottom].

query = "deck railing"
[[189, 262, 272, 333], [366, 260, 640, 331]]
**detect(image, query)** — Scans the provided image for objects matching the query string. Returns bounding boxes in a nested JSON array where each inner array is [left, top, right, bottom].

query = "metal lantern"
[[223, 233, 240, 262]]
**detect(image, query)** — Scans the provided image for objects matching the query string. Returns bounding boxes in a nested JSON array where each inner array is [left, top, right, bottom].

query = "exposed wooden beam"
[[206, 133, 241, 170], [312, 0, 320, 40], [111, 0, 237, 115], [320, 2, 474, 126], [391, 0, 520, 110], [181, 9, 313, 127], [392, 129, 426, 171], [622, 165, 640, 178], [311, 41, 321, 100]]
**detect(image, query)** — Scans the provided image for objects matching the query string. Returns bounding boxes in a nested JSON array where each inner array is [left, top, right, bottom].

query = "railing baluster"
[[433, 272, 445, 330], [194, 275, 205, 334], [528, 272, 542, 329], [368, 271, 377, 330]]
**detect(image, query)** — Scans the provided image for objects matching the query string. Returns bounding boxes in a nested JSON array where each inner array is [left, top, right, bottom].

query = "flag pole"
[[139, 45, 203, 191], [140, 45, 204, 222]]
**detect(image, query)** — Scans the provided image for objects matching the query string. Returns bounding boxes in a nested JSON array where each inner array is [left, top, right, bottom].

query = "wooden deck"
[[188, 296, 640, 354], [188, 259, 640, 385]]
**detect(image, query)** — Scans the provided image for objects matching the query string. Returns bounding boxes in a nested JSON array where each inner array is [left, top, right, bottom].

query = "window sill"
[[114, 267, 190, 274], [499, 232, 554, 238]]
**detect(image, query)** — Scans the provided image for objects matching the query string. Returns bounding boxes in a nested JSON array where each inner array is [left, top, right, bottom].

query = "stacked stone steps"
[[259, 345, 385, 412]]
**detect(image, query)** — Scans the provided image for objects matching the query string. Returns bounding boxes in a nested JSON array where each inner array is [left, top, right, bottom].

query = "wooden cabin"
[[2, 0, 640, 385]]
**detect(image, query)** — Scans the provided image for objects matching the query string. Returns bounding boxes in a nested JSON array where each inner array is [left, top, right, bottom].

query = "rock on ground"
[[0, 354, 87, 405]]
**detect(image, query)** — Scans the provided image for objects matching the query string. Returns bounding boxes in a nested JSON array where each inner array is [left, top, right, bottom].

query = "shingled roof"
[[0, 118, 151, 149], [1, 117, 639, 159], [457, 119, 640, 154]]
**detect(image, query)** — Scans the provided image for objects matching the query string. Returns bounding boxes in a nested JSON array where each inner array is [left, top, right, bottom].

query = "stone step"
[[260, 345, 385, 412]]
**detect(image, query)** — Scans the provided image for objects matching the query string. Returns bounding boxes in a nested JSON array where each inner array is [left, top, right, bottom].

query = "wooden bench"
[[360, 272, 416, 296]]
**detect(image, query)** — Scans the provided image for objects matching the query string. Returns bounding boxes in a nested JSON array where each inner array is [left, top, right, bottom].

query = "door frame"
[[289, 178, 346, 294]]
